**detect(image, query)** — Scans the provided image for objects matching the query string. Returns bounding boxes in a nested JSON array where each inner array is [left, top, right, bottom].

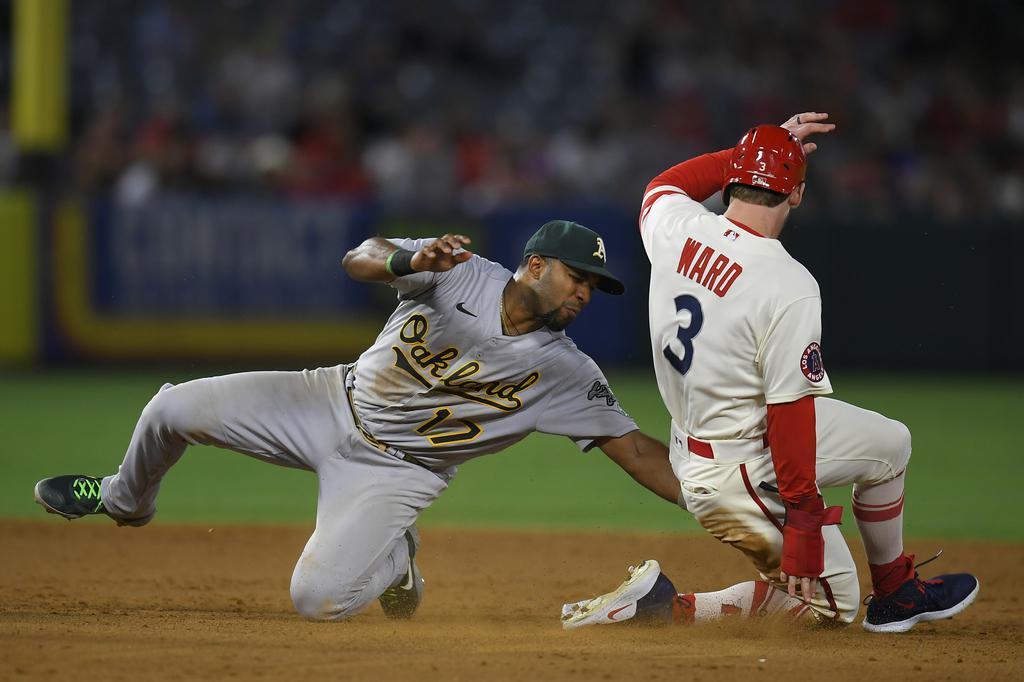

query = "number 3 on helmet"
[[722, 125, 806, 204]]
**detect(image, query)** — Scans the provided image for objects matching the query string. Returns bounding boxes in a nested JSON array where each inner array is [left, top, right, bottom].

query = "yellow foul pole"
[[12, 0, 68, 151]]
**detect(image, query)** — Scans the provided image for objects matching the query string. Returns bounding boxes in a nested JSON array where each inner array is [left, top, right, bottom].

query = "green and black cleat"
[[379, 526, 424, 619], [34, 475, 107, 519], [34, 475, 152, 526]]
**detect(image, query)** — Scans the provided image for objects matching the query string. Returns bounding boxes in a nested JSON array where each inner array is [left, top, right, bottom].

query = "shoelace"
[[72, 477, 105, 513], [72, 477, 101, 501], [863, 550, 944, 606], [914, 550, 943, 571]]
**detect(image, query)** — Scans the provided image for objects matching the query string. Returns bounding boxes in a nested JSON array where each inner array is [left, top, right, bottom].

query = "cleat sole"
[[561, 560, 662, 630]]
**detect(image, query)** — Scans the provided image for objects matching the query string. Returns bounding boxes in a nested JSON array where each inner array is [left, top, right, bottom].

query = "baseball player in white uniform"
[[560, 113, 979, 633], [34, 220, 684, 621]]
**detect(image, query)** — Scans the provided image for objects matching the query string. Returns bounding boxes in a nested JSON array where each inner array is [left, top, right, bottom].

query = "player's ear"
[[788, 183, 805, 208], [527, 254, 547, 281]]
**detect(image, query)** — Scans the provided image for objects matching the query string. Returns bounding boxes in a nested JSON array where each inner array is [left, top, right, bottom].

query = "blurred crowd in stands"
[[5, 0, 1024, 220]]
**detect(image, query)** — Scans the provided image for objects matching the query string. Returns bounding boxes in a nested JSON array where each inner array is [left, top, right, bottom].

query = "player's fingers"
[[454, 250, 473, 263], [803, 122, 836, 136], [784, 112, 820, 126], [791, 123, 835, 144], [787, 112, 828, 125], [803, 142, 818, 155], [440, 233, 469, 248], [787, 575, 798, 599], [802, 577, 815, 601]]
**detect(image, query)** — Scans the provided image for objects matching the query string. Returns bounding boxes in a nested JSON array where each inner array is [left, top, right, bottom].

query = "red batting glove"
[[781, 495, 843, 578]]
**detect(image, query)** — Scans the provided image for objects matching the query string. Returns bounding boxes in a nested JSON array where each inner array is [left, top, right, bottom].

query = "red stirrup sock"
[[869, 554, 916, 599]]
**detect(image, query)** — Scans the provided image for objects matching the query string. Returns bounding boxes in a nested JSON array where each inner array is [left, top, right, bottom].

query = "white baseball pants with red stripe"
[[673, 397, 911, 623]]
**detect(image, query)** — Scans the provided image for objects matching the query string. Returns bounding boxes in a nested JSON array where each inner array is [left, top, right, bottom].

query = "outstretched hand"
[[410, 233, 474, 273], [780, 112, 836, 155]]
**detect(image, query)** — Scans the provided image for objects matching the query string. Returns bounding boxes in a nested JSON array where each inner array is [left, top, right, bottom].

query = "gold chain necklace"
[[500, 290, 521, 336]]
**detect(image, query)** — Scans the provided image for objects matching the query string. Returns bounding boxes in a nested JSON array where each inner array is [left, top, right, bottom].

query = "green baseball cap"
[[523, 220, 625, 295]]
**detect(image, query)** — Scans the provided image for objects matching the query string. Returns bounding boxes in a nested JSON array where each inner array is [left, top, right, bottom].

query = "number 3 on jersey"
[[663, 294, 704, 375]]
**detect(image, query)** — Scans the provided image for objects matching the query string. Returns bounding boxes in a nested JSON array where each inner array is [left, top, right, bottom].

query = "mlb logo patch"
[[800, 342, 826, 382], [724, 229, 740, 241]]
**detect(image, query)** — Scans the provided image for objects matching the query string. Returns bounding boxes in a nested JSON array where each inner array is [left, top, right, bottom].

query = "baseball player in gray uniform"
[[34, 220, 682, 621]]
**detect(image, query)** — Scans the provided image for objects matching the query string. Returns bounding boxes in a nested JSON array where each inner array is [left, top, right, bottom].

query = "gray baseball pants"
[[99, 364, 449, 620]]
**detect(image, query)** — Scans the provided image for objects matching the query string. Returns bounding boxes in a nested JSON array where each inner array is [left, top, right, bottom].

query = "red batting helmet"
[[722, 125, 806, 203]]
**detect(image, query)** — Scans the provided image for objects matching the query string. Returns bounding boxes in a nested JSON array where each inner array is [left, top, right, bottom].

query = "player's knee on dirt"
[[290, 578, 368, 621], [290, 588, 343, 621], [289, 551, 381, 621]]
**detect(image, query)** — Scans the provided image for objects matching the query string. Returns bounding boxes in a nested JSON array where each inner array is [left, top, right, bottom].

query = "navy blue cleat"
[[862, 571, 979, 633]]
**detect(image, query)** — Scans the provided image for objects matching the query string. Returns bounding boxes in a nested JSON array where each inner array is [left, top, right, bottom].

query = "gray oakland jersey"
[[350, 237, 637, 469]]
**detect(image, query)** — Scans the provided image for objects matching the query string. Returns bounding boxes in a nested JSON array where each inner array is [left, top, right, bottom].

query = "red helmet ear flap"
[[723, 125, 806, 200]]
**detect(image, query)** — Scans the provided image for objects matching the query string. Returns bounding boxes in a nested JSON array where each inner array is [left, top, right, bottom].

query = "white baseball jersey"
[[639, 189, 833, 442]]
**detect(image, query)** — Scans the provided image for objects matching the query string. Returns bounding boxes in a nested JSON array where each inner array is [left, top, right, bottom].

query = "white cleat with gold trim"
[[560, 560, 677, 629]]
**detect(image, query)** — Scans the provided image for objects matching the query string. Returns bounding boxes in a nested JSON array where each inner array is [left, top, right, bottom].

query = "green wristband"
[[385, 249, 416, 277]]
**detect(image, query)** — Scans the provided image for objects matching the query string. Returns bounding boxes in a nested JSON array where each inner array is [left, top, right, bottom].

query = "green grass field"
[[1, 370, 1020, 539]]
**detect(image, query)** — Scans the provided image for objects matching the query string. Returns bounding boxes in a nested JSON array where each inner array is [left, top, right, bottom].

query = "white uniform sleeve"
[[535, 357, 638, 451], [385, 237, 447, 298], [757, 296, 834, 404], [639, 192, 715, 262]]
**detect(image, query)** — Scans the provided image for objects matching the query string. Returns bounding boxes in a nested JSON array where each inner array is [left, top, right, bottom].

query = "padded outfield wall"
[[2, 191, 1021, 371]]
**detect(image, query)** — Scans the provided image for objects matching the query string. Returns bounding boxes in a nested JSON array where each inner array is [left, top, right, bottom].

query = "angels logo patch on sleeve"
[[800, 342, 826, 382]]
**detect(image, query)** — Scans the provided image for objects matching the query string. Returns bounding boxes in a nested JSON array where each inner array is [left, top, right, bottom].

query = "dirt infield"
[[1, 520, 1021, 681]]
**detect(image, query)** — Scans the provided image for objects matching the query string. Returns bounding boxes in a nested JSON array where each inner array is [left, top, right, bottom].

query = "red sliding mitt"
[[781, 495, 843, 578]]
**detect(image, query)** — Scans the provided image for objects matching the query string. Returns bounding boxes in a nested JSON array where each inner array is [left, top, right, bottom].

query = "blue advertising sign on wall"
[[46, 196, 645, 365], [91, 197, 371, 315]]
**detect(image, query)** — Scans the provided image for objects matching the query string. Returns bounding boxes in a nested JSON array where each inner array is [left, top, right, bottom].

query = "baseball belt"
[[343, 367, 434, 472], [671, 421, 769, 464]]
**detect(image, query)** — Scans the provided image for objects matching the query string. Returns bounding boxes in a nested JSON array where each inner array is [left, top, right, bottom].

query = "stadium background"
[[1, 2, 1022, 680]]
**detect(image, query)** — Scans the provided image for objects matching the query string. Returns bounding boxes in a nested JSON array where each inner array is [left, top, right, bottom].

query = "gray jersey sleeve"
[[386, 237, 450, 298], [535, 356, 638, 451]]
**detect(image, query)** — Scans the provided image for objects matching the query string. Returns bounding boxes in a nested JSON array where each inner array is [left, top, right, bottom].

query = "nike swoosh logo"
[[456, 302, 477, 317], [894, 600, 915, 609], [607, 604, 632, 621], [399, 566, 415, 590]]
